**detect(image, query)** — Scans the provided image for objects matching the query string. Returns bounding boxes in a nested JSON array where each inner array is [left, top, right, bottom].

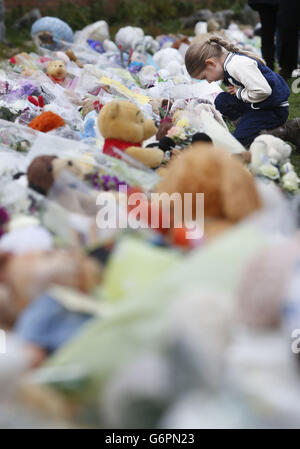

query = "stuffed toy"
[[156, 144, 262, 239], [31, 17, 74, 44], [156, 118, 173, 141], [115, 26, 144, 51], [81, 97, 102, 118], [249, 135, 295, 186], [27, 155, 85, 194], [27, 155, 57, 195], [207, 19, 220, 33], [171, 36, 191, 49], [10, 52, 34, 68], [27, 155, 100, 216], [98, 100, 164, 168], [250, 134, 292, 169], [47, 60, 67, 85], [75, 20, 110, 44], [65, 49, 84, 68], [0, 250, 102, 328], [148, 132, 212, 157], [153, 48, 183, 73], [149, 98, 173, 116], [28, 111, 65, 133]]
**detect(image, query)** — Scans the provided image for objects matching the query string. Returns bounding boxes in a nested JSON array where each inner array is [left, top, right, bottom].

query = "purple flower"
[[0, 207, 9, 238], [86, 172, 129, 192], [0, 207, 9, 225]]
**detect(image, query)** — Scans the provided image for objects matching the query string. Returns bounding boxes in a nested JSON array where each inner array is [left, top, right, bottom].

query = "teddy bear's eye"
[[47, 166, 52, 172], [68, 161, 73, 166]]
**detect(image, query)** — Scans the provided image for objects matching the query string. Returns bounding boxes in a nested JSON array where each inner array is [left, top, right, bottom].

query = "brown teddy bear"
[[27, 155, 85, 195], [47, 60, 67, 85], [98, 100, 164, 168], [171, 36, 191, 49], [27, 155, 99, 216], [156, 143, 262, 239], [65, 49, 84, 68]]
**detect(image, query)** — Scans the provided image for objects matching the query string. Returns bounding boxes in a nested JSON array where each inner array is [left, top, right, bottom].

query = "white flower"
[[258, 164, 280, 180], [280, 162, 294, 174], [282, 171, 300, 192]]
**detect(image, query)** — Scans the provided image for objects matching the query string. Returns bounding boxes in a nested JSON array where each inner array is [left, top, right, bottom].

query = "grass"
[[286, 79, 300, 175], [0, 28, 36, 60], [1, 26, 299, 171]]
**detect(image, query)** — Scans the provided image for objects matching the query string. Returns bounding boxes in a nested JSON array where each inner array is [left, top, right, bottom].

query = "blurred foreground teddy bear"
[[157, 144, 262, 239], [0, 250, 102, 329], [98, 100, 164, 168]]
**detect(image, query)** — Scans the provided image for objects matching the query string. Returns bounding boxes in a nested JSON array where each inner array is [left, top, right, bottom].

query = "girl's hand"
[[227, 85, 238, 95]]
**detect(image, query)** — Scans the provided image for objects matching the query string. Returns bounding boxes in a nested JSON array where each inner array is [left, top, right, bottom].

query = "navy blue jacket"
[[223, 53, 290, 109]]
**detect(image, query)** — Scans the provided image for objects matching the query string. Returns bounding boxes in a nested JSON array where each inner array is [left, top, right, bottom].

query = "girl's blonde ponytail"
[[185, 34, 265, 78], [208, 35, 266, 65]]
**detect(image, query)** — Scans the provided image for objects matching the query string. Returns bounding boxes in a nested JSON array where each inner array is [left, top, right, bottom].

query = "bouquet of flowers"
[[166, 118, 197, 149], [85, 172, 128, 192]]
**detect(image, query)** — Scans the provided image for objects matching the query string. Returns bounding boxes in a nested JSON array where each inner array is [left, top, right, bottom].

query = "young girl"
[[185, 36, 290, 147]]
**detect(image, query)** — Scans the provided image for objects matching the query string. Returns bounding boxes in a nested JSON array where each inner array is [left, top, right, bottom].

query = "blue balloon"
[[31, 16, 74, 43]]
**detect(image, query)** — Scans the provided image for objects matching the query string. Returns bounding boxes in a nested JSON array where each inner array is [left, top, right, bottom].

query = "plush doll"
[[0, 250, 102, 327], [27, 155, 85, 195], [250, 135, 292, 168], [65, 49, 84, 68], [27, 155, 101, 216], [152, 48, 183, 75], [27, 155, 87, 190], [148, 132, 212, 156], [10, 52, 34, 68], [115, 26, 144, 51], [47, 60, 67, 85], [249, 135, 295, 186], [171, 36, 191, 50], [156, 118, 173, 141], [75, 20, 110, 45], [98, 100, 164, 168], [28, 111, 65, 133], [156, 144, 262, 239]]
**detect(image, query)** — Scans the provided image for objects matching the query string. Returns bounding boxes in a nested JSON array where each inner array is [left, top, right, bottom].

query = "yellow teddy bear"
[[47, 60, 67, 85], [98, 100, 164, 168]]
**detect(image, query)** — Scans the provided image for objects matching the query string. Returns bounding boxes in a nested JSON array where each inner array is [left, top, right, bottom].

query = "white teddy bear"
[[250, 134, 291, 170], [75, 20, 110, 44], [115, 26, 144, 51], [250, 135, 299, 191], [153, 48, 183, 76]]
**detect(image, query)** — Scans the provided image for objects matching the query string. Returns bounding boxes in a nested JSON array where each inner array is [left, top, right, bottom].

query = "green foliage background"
[[6, 0, 248, 35], [2, 0, 300, 170]]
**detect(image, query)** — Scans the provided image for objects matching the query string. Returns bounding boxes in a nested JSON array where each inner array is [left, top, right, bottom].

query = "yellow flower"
[[176, 118, 189, 128]]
